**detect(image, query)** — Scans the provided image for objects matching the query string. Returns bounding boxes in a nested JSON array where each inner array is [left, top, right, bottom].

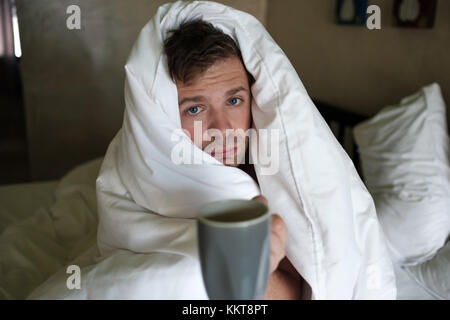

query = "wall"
[[266, 0, 450, 126], [16, 0, 267, 181], [17, 0, 448, 181]]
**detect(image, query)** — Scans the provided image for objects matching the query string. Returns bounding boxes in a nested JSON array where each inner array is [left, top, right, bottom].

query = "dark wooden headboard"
[[312, 99, 369, 179]]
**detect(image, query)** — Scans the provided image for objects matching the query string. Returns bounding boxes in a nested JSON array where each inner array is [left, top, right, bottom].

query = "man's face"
[[177, 56, 252, 166]]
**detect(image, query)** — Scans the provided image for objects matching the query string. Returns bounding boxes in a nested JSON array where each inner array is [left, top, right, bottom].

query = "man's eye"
[[187, 106, 201, 115], [228, 98, 242, 106]]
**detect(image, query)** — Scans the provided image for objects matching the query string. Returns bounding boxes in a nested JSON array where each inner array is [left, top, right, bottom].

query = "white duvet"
[[27, 0, 396, 300]]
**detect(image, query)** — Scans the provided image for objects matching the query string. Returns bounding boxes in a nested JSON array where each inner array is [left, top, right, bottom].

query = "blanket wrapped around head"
[[96, 0, 397, 299]]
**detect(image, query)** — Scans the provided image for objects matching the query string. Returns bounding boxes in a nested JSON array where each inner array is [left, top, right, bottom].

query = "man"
[[164, 19, 309, 300]]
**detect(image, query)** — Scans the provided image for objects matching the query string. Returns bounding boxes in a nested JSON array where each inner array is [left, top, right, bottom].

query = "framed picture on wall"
[[393, 0, 437, 28]]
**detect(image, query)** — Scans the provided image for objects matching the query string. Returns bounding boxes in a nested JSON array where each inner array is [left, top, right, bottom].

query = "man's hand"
[[252, 195, 303, 300], [252, 196, 289, 273]]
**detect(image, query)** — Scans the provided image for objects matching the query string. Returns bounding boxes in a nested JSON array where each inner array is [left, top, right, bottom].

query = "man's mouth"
[[210, 146, 237, 158]]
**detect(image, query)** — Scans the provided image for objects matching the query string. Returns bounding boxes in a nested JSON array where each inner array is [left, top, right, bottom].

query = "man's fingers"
[[270, 232, 286, 257], [252, 195, 268, 206], [269, 229, 286, 273], [251, 196, 289, 274], [271, 214, 289, 244], [252, 196, 288, 243]]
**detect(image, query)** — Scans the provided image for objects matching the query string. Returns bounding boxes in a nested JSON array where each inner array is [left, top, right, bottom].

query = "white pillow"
[[353, 83, 450, 266], [403, 241, 450, 300]]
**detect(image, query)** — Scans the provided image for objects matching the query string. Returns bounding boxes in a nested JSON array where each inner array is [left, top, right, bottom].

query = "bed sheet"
[[0, 157, 441, 300], [393, 263, 436, 300], [0, 181, 58, 233], [0, 158, 102, 299]]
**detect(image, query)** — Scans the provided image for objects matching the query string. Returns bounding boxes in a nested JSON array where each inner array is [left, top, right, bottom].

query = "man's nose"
[[208, 109, 233, 133]]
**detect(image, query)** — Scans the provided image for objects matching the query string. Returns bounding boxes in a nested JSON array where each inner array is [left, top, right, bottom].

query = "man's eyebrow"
[[178, 86, 248, 106], [178, 96, 205, 106], [225, 86, 247, 96]]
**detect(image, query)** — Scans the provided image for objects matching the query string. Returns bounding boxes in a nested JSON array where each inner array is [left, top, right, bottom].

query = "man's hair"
[[163, 19, 254, 86]]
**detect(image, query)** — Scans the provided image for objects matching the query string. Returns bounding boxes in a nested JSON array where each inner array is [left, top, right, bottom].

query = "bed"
[[314, 99, 440, 300], [0, 99, 444, 300]]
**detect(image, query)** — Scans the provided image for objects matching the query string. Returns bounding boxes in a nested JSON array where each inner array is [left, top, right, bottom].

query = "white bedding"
[[4, 0, 399, 300], [3, 1, 447, 301], [1, 157, 209, 300], [0, 181, 58, 233], [93, 0, 396, 299], [353, 83, 450, 267], [393, 264, 436, 300], [0, 159, 101, 300], [0, 157, 438, 300]]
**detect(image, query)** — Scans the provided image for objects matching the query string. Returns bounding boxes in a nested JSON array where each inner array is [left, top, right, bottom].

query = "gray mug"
[[197, 199, 271, 300]]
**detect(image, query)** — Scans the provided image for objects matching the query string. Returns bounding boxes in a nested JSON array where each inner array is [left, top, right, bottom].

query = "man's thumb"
[[252, 195, 268, 206]]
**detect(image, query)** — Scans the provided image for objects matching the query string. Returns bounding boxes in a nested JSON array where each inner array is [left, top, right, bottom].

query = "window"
[[0, 0, 21, 58]]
